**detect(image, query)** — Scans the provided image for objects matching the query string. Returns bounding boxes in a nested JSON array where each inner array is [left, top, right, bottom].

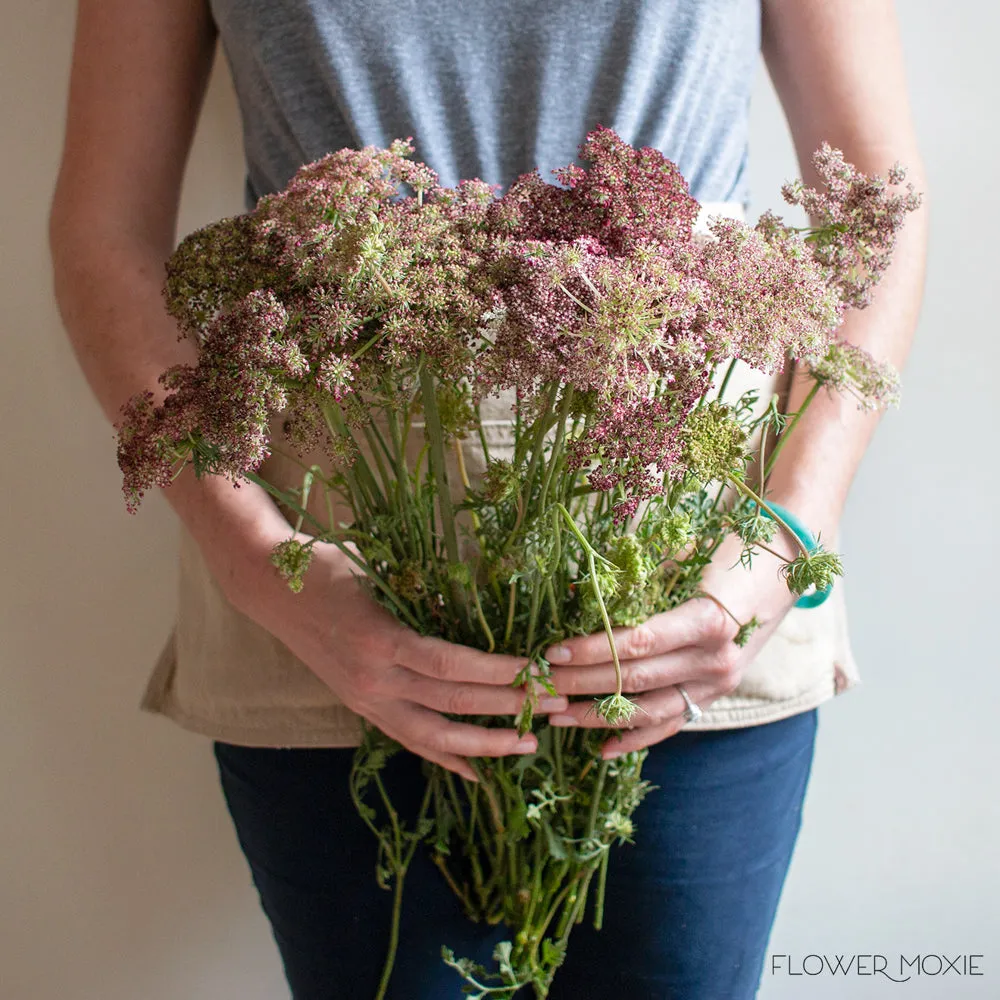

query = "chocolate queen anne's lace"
[[116, 126, 921, 999]]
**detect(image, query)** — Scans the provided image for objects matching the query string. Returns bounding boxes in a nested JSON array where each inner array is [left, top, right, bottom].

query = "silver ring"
[[676, 685, 703, 724]]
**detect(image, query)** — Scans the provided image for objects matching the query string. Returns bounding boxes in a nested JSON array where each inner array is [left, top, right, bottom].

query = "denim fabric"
[[214, 708, 817, 999]]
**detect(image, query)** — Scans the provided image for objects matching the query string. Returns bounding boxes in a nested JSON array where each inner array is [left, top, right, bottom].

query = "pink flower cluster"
[[118, 127, 920, 515], [781, 142, 923, 309]]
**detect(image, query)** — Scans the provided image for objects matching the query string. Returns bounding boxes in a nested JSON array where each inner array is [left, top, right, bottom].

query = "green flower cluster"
[[579, 534, 657, 633], [680, 402, 749, 483], [783, 547, 845, 596], [269, 538, 314, 593]]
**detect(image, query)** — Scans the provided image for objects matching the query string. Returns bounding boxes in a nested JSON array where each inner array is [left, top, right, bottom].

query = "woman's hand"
[[544, 532, 800, 758], [232, 536, 568, 781]]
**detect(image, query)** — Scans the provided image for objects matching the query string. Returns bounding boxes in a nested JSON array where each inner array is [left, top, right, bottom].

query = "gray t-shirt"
[[207, 0, 761, 210]]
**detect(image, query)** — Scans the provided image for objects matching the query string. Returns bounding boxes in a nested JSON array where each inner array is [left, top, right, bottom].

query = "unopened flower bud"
[[270, 538, 314, 593]]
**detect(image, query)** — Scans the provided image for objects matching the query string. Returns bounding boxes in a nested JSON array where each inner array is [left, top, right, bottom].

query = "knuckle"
[[350, 666, 381, 697], [657, 699, 679, 726], [387, 633, 409, 665], [425, 648, 455, 680], [715, 642, 740, 672], [700, 599, 730, 639], [666, 717, 686, 739], [712, 650, 741, 693], [638, 703, 664, 727], [445, 687, 477, 716], [621, 624, 657, 660], [721, 668, 742, 694], [429, 726, 465, 755], [622, 662, 649, 693], [420, 727, 449, 753]]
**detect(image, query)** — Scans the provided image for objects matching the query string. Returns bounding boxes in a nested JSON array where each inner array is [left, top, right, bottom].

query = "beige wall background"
[[2, 3, 996, 998]]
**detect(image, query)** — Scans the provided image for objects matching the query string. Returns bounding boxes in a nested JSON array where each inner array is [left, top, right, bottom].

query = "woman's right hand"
[[232, 536, 566, 781]]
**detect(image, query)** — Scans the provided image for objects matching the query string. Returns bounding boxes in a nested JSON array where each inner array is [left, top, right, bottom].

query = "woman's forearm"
[[762, 0, 929, 537], [48, 219, 311, 608], [765, 185, 929, 537]]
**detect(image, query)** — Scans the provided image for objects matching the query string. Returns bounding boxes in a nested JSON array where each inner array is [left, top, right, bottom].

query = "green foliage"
[[596, 692, 641, 727], [269, 538, 314, 593], [435, 381, 479, 440], [727, 499, 779, 548], [482, 459, 522, 503], [733, 615, 762, 647], [680, 401, 749, 483], [782, 546, 845, 595]]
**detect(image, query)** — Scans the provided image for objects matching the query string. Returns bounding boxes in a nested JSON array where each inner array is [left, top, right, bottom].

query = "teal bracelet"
[[760, 501, 832, 609]]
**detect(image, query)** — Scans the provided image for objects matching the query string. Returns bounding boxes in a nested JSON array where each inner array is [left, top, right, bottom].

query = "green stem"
[[418, 364, 461, 567], [532, 870, 583, 950], [372, 780, 434, 1000], [593, 848, 610, 931], [521, 837, 546, 931], [504, 580, 517, 647], [319, 402, 381, 520], [475, 401, 492, 466], [384, 402, 425, 565], [585, 760, 610, 843], [716, 358, 739, 403], [243, 469, 423, 630], [763, 379, 821, 479], [753, 540, 796, 565], [572, 866, 597, 927], [293, 467, 316, 534], [365, 413, 396, 483], [516, 384, 559, 489], [545, 577, 562, 632], [418, 361, 471, 628], [695, 589, 743, 629], [373, 872, 403, 1000], [469, 576, 496, 652], [537, 388, 574, 512], [554, 504, 624, 699], [442, 770, 470, 842], [350, 328, 385, 361], [727, 478, 810, 560], [524, 580, 543, 660]]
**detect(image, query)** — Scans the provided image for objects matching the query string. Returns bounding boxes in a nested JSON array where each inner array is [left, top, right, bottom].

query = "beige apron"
[[140, 203, 860, 746]]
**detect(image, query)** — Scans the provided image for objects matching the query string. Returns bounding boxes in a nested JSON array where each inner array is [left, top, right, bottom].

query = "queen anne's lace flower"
[[782, 143, 923, 309], [119, 128, 919, 518]]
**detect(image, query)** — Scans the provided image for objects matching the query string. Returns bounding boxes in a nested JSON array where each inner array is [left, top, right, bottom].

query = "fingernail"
[[602, 749, 623, 761], [539, 696, 569, 712], [547, 645, 572, 663], [515, 737, 537, 754], [547, 714, 577, 727]]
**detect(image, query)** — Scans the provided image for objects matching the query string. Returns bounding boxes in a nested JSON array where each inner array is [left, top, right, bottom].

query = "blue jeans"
[[214, 708, 817, 999]]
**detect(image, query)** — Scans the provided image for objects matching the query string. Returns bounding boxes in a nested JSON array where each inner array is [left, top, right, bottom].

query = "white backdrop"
[[2, 3, 996, 998]]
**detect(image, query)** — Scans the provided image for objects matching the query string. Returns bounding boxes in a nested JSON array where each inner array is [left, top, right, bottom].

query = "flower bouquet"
[[118, 126, 919, 998]]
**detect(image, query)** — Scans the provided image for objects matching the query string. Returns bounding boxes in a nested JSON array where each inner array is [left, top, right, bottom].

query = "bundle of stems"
[[200, 353, 866, 997]]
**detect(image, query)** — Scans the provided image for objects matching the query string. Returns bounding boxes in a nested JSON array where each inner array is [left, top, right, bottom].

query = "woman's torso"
[[207, 0, 761, 207], [139, 0, 860, 747]]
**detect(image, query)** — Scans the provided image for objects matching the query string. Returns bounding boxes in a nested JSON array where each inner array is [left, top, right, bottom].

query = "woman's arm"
[[48, 0, 291, 594], [50, 0, 558, 778], [761, 0, 929, 537], [546, 0, 929, 750]]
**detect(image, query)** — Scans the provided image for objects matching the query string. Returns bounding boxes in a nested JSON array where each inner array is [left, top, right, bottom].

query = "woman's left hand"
[[544, 531, 802, 758]]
